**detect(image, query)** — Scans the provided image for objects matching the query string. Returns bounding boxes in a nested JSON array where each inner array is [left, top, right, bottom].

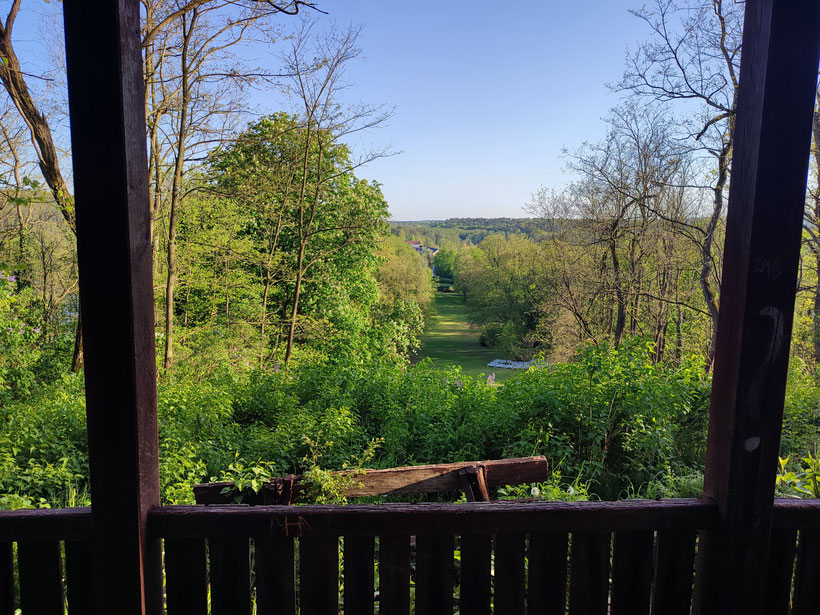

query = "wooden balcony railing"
[[0, 498, 818, 614]]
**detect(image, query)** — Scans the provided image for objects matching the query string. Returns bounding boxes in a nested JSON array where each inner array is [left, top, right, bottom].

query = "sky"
[[266, 1, 655, 220], [10, 0, 656, 221]]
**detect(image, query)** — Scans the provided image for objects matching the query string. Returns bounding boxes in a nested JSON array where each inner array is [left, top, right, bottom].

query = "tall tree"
[[616, 0, 743, 367]]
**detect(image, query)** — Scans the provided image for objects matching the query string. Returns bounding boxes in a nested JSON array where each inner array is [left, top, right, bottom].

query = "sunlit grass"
[[416, 292, 518, 385]]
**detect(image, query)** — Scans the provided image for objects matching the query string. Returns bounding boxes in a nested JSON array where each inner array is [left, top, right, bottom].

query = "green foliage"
[[2, 336, 819, 509], [0, 272, 72, 403], [215, 455, 277, 503], [776, 451, 820, 499]]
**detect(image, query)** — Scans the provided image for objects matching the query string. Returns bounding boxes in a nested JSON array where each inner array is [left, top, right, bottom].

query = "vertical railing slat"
[[378, 536, 410, 615], [494, 533, 525, 615], [793, 528, 820, 614], [209, 537, 251, 615], [64, 540, 95, 615], [17, 540, 63, 615], [460, 534, 491, 615], [611, 531, 653, 615], [164, 538, 207, 615], [343, 536, 374, 615], [763, 529, 797, 615], [568, 532, 610, 615], [299, 536, 339, 615], [652, 530, 696, 615], [0, 543, 13, 615], [415, 534, 454, 615], [527, 532, 568, 615], [256, 535, 296, 615]]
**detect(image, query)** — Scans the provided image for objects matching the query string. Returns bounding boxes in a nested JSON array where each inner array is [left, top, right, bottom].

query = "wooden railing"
[[0, 499, 818, 614]]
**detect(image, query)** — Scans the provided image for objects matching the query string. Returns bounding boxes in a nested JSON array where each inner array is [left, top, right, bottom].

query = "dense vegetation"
[[0, 0, 818, 510]]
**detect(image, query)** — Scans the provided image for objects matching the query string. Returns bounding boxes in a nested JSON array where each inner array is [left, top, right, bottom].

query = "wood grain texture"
[[150, 499, 716, 539], [611, 531, 653, 615], [415, 534, 454, 615], [343, 536, 374, 615], [568, 532, 610, 615], [209, 537, 251, 615], [299, 536, 339, 615], [459, 534, 491, 615], [653, 530, 696, 615], [255, 535, 296, 615], [378, 536, 410, 615], [793, 528, 820, 614], [696, 0, 820, 612], [195, 457, 548, 503], [164, 538, 207, 615], [762, 529, 797, 615], [0, 543, 13, 615], [17, 540, 63, 615], [62, 0, 162, 612], [65, 540, 94, 615], [494, 533, 525, 615], [527, 532, 568, 615]]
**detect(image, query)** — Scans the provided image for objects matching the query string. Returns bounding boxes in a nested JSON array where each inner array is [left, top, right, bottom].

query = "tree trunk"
[[163, 11, 195, 373], [610, 236, 626, 346]]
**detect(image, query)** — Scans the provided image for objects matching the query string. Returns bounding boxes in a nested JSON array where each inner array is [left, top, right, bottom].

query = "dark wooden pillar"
[[695, 1, 820, 613], [63, 1, 162, 614]]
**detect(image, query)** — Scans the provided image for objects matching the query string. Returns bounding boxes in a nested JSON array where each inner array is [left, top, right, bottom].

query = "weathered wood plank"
[[195, 457, 548, 503], [695, 0, 820, 613], [255, 535, 296, 615], [0, 508, 92, 542], [0, 543, 13, 615], [299, 536, 339, 615], [17, 540, 63, 615], [527, 532, 568, 615], [494, 533, 525, 615], [772, 498, 820, 529], [568, 532, 610, 615], [209, 537, 251, 615], [459, 467, 490, 502], [62, 0, 162, 611], [762, 529, 797, 615], [150, 499, 716, 538], [459, 534, 491, 615], [653, 530, 696, 615], [415, 534, 454, 615], [378, 536, 410, 615], [64, 540, 95, 615], [793, 528, 820, 614], [343, 536, 374, 615], [611, 531, 653, 615], [164, 538, 207, 615]]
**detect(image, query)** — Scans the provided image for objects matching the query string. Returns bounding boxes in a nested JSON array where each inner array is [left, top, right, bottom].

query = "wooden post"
[[695, 1, 820, 613], [62, 1, 161, 613]]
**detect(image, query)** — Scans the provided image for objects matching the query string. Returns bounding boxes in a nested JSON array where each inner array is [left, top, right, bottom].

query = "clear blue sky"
[[272, 1, 653, 220], [11, 0, 653, 221]]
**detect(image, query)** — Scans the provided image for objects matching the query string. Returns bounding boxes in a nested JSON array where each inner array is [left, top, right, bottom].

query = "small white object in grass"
[[487, 359, 532, 370]]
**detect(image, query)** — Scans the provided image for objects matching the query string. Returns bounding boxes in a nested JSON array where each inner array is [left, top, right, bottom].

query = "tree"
[[615, 0, 743, 367], [275, 22, 392, 365], [203, 112, 389, 366]]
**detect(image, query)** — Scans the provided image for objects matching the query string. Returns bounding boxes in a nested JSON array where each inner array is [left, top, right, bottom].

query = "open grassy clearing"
[[417, 292, 519, 384]]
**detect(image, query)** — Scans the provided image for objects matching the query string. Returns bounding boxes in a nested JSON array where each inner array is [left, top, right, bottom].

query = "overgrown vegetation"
[[1, 339, 816, 508]]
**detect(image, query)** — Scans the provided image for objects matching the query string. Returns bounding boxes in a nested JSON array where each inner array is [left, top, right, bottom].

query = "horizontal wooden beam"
[[0, 508, 92, 542], [194, 456, 548, 504], [149, 499, 717, 538], [0, 499, 815, 543]]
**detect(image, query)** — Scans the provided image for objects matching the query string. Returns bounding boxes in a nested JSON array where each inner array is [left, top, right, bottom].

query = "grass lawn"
[[416, 292, 520, 384]]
